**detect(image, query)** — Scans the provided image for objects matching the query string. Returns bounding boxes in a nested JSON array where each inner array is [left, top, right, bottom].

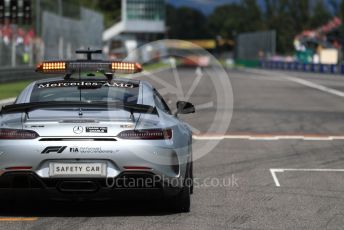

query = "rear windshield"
[[30, 80, 140, 104]]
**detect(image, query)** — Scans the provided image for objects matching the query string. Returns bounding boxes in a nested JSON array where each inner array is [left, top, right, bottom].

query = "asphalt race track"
[[2, 67, 344, 229]]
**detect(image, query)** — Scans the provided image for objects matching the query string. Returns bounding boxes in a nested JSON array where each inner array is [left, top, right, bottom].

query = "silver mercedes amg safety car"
[[0, 50, 195, 212]]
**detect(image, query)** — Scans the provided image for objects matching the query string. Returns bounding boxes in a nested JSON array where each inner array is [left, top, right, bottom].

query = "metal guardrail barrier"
[[260, 61, 344, 75], [0, 67, 44, 83]]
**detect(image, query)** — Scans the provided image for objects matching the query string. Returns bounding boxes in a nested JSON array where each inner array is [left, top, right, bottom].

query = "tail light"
[[118, 129, 172, 140], [111, 61, 142, 73], [0, 129, 39, 139], [5, 166, 32, 170]]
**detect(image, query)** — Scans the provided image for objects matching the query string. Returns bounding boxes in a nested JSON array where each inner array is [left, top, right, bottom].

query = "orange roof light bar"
[[36, 61, 67, 73], [111, 62, 142, 73], [36, 61, 143, 74]]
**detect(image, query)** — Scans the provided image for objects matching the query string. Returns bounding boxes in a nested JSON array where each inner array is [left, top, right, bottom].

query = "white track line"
[[193, 134, 344, 141], [270, 169, 284, 187], [270, 168, 344, 187], [285, 76, 344, 98], [245, 68, 344, 98]]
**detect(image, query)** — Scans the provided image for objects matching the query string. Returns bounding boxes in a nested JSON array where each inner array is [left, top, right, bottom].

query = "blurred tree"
[[79, 0, 121, 28], [241, 0, 265, 31], [339, 0, 344, 56], [328, 0, 340, 16], [309, 0, 331, 28], [166, 4, 210, 39], [208, 0, 264, 40], [288, 0, 310, 31], [34, 0, 121, 28], [208, 4, 245, 39], [35, 0, 339, 55], [264, 0, 315, 53], [340, 0, 344, 19]]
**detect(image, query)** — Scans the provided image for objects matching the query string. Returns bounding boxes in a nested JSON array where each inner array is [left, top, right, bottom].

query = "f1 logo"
[[41, 146, 67, 154]]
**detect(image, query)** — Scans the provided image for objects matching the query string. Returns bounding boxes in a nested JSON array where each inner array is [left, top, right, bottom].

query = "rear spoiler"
[[0, 102, 158, 116]]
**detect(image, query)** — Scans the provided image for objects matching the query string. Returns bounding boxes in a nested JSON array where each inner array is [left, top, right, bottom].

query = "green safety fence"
[[235, 59, 260, 68]]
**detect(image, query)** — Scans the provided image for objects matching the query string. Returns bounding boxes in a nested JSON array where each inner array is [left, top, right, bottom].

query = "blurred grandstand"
[[0, 0, 103, 68], [0, 24, 39, 67]]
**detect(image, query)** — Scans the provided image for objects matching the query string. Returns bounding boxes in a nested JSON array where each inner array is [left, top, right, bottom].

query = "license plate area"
[[49, 163, 107, 177]]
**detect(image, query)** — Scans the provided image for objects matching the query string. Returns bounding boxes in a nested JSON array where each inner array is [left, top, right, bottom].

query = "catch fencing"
[[42, 8, 104, 60], [0, 5, 104, 69]]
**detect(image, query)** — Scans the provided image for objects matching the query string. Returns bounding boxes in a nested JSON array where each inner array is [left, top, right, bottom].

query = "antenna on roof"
[[75, 48, 102, 61]]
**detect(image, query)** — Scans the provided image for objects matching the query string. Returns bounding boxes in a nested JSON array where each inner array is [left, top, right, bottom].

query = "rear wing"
[[0, 102, 158, 116]]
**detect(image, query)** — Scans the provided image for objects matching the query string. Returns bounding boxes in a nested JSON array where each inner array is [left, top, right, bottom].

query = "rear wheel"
[[190, 161, 194, 194], [169, 164, 191, 213], [172, 185, 190, 213]]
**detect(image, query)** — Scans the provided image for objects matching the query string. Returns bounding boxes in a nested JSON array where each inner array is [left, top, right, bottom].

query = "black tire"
[[169, 164, 191, 213], [171, 184, 190, 213], [190, 161, 194, 194]]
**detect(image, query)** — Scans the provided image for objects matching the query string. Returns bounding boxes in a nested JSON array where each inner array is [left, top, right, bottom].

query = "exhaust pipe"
[[58, 181, 98, 193]]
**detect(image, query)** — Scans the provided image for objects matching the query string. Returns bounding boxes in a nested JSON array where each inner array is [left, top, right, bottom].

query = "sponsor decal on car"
[[120, 124, 134, 128], [41, 146, 67, 154], [37, 81, 138, 89], [73, 126, 84, 134], [69, 147, 115, 154], [86, 127, 108, 133]]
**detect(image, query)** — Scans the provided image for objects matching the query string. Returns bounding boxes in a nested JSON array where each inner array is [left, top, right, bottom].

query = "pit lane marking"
[[193, 134, 344, 141], [270, 168, 344, 187], [0, 217, 38, 221]]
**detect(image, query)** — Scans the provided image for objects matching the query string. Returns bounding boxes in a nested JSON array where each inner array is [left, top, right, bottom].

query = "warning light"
[[111, 62, 142, 73], [35, 51, 143, 76], [36, 61, 142, 74], [36, 62, 67, 73]]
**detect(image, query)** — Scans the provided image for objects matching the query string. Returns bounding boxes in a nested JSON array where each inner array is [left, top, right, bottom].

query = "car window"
[[153, 89, 171, 114], [30, 80, 140, 104]]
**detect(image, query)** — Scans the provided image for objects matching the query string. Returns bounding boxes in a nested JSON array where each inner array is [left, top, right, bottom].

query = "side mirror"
[[176, 101, 195, 115]]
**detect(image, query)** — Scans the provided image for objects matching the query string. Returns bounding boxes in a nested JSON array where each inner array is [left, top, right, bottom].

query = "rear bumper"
[[0, 171, 182, 201], [0, 139, 190, 179]]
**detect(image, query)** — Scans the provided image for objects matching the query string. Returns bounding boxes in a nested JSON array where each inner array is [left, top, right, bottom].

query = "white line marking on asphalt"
[[285, 76, 344, 98], [193, 134, 344, 141], [270, 169, 284, 187], [270, 168, 344, 187], [0, 217, 38, 221], [244, 68, 344, 98], [230, 74, 287, 82]]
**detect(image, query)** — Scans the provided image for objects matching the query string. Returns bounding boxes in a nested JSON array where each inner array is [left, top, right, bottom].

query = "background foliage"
[[38, 0, 344, 54]]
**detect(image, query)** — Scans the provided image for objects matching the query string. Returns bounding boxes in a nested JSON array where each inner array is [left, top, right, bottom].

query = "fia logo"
[[70, 147, 79, 153]]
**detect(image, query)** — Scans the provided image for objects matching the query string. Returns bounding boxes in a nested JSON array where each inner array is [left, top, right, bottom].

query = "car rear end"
[[0, 87, 185, 198], [0, 54, 193, 212], [0, 122, 183, 201]]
